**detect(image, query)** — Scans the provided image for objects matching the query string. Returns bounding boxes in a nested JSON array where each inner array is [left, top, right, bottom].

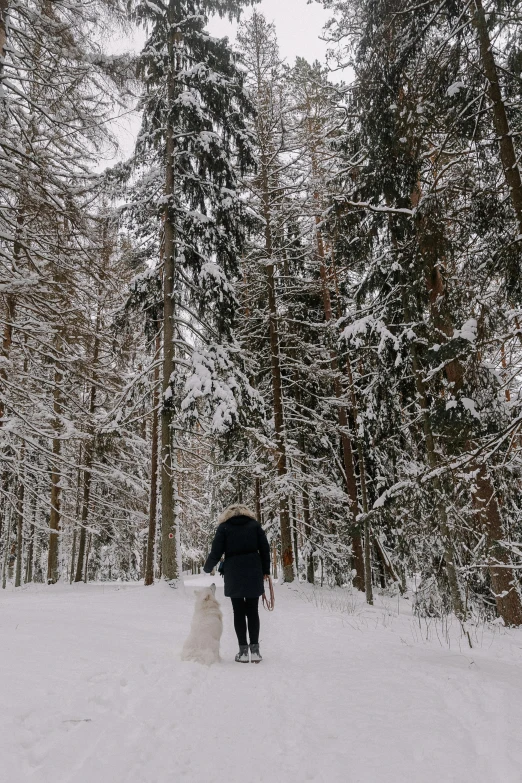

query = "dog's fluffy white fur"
[[181, 584, 223, 666]]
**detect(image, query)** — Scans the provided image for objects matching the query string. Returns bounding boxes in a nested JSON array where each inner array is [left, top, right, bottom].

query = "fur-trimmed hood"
[[218, 504, 257, 525]]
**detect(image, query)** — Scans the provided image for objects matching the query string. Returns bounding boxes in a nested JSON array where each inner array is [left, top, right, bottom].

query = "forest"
[[2, 0, 522, 629]]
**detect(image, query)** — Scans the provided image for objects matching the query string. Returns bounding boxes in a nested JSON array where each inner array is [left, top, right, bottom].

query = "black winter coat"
[[203, 515, 271, 598]]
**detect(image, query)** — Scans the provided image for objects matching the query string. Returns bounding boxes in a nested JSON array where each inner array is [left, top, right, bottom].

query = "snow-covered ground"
[[2, 576, 522, 783]]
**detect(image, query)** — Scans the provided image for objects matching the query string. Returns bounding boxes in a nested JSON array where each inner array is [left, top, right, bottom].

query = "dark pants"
[[231, 597, 260, 646]]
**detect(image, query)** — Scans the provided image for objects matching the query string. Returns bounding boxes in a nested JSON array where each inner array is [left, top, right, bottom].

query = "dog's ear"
[[210, 583, 216, 595]]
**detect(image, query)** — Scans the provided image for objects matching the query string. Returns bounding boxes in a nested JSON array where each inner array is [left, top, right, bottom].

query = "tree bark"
[[344, 354, 374, 603], [69, 528, 77, 583], [262, 173, 293, 582], [373, 535, 402, 589], [74, 440, 93, 583], [74, 262, 104, 583], [0, 295, 15, 424], [265, 263, 293, 580], [160, 1, 180, 582], [255, 478, 262, 524], [2, 512, 11, 588], [69, 443, 83, 582], [303, 483, 314, 584], [84, 532, 92, 583], [0, 0, 8, 83], [0, 187, 27, 424], [472, 464, 522, 626], [24, 482, 36, 583], [25, 524, 34, 584], [24, 479, 36, 584], [471, 0, 522, 236], [74, 369, 97, 585], [363, 518, 373, 606], [0, 466, 10, 541], [145, 332, 160, 586], [316, 217, 365, 590], [14, 463, 24, 587], [15, 360, 27, 587], [47, 362, 62, 584], [291, 497, 299, 573]]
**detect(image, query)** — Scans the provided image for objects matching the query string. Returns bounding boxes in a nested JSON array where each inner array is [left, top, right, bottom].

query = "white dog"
[[181, 584, 223, 665]]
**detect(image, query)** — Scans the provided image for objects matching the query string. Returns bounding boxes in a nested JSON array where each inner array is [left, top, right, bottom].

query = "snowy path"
[[2, 577, 522, 783]]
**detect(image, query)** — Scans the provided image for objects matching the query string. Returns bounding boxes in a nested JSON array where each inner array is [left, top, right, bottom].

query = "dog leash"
[[262, 576, 275, 612]]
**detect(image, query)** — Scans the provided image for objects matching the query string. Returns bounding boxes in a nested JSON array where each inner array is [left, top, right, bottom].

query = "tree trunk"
[[0, 295, 15, 423], [474, 468, 522, 625], [74, 300, 101, 584], [74, 392, 97, 585], [303, 484, 314, 584], [291, 498, 299, 574], [373, 534, 401, 589], [74, 440, 93, 583], [145, 332, 160, 586], [262, 172, 293, 582], [24, 478, 35, 584], [25, 483, 36, 583], [70, 529, 77, 584], [266, 255, 293, 582], [0, 188, 26, 424], [25, 524, 34, 584], [472, 464, 522, 626], [84, 532, 92, 583], [47, 363, 62, 584], [160, 1, 180, 583], [0, 0, 8, 86], [343, 354, 374, 603], [316, 218, 365, 590], [0, 465, 10, 541], [363, 519, 373, 606], [14, 465, 24, 587], [70, 444, 82, 583], [1, 512, 11, 588], [471, 0, 522, 236], [337, 396, 365, 590], [293, 342, 314, 586], [255, 478, 262, 523]]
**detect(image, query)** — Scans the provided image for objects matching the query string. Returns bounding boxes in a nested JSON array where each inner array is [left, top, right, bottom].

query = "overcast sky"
[[209, 0, 331, 65]]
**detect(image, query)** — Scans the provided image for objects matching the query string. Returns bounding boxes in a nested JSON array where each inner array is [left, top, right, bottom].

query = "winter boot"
[[235, 645, 249, 663], [250, 643, 262, 663]]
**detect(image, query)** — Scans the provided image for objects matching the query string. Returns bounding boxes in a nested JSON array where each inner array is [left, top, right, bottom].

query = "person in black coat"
[[204, 504, 271, 663]]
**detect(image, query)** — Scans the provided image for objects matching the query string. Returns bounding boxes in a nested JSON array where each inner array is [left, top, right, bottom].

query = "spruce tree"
[[130, 0, 257, 581], [322, 0, 522, 623]]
